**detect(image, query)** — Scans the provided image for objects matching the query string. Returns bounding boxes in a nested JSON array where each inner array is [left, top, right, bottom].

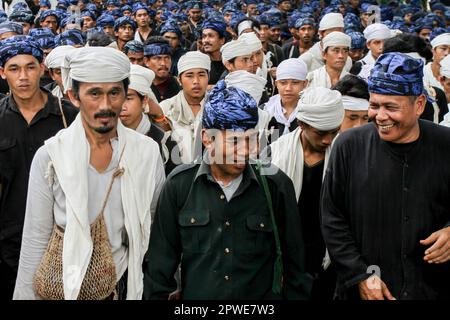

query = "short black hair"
[[71, 78, 130, 99], [87, 32, 115, 47], [332, 74, 370, 100], [383, 33, 433, 61]]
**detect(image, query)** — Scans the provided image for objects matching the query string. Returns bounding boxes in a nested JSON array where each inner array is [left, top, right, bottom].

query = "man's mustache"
[[94, 110, 117, 119]]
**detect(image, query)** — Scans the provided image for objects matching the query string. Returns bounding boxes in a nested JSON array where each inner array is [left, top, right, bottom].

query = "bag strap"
[[254, 161, 283, 295], [57, 97, 68, 129]]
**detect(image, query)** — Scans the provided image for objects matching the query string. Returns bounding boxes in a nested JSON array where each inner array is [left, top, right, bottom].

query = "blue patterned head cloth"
[[347, 31, 366, 50], [39, 10, 59, 25], [132, 3, 149, 15], [0, 21, 24, 35], [124, 40, 144, 54], [9, 9, 35, 24], [114, 16, 137, 32], [295, 17, 315, 29], [12, 3, 29, 10], [431, 2, 446, 12], [164, 1, 179, 12], [55, 29, 86, 46], [106, 0, 120, 7], [161, 20, 182, 38], [144, 42, 172, 57], [203, 80, 259, 131], [187, 0, 203, 11], [229, 12, 247, 30], [0, 35, 44, 67], [368, 52, 425, 97], [202, 18, 227, 37], [60, 15, 84, 29], [29, 28, 56, 49], [40, 0, 51, 7], [96, 14, 115, 27], [121, 5, 132, 13], [81, 10, 97, 21], [110, 8, 123, 18], [430, 27, 448, 42], [86, 3, 98, 12]]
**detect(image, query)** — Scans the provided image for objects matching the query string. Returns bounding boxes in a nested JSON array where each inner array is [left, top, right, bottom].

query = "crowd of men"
[[0, 0, 449, 301]]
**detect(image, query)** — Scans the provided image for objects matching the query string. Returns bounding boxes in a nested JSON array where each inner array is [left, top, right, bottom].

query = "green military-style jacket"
[[143, 161, 312, 300]]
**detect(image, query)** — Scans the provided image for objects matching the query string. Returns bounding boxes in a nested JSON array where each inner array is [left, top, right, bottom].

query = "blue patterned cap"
[[9, 9, 35, 24], [203, 80, 259, 131], [12, 3, 29, 10], [40, 0, 51, 7], [29, 27, 56, 49], [347, 31, 366, 50], [161, 20, 182, 38], [295, 17, 315, 29], [81, 10, 97, 21], [54, 29, 86, 46], [110, 8, 123, 18], [144, 42, 172, 57], [121, 5, 132, 13], [39, 10, 59, 25], [430, 27, 448, 42], [187, 0, 203, 11], [96, 14, 115, 27], [202, 18, 227, 37], [368, 52, 425, 97], [132, 3, 149, 15], [164, 1, 179, 12], [114, 16, 137, 32], [60, 15, 84, 29], [0, 35, 44, 67], [0, 21, 24, 35], [124, 40, 144, 54]]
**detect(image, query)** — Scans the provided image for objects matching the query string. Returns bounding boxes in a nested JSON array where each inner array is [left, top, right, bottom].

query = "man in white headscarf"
[[307, 32, 351, 89], [160, 51, 211, 165], [269, 87, 344, 300], [13, 47, 166, 300], [44, 45, 76, 99], [220, 38, 255, 76], [351, 23, 394, 81], [299, 13, 353, 73], [424, 33, 450, 91]]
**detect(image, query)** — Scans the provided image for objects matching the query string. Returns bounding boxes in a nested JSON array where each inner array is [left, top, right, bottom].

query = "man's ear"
[[201, 129, 213, 149], [415, 94, 426, 116], [67, 89, 81, 108], [0, 68, 5, 80], [224, 61, 233, 72]]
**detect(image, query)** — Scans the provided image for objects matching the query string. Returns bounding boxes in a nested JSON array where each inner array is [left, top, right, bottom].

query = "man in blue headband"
[[144, 81, 312, 301], [0, 36, 77, 300], [201, 18, 227, 86], [283, 17, 316, 59], [54, 29, 86, 47], [347, 31, 366, 62], [9, 9, 35, 35], [96, 13, 115, 36], [188, 0, 203, 29], [38, 10, 59, 34], [322, 52, 450, 300], [133, 3, 154, 43], [124, 40, 145, 66], [161, 21, 186, 76], [0, 21, 23, 40], [114, 16, 137, 51], [144, 37, 181, 102], [80, 10, 97, 32]]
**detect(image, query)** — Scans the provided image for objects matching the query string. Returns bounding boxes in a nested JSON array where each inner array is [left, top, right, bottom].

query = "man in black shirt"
[[201, 18, 227, 86], [0, 36, 78, 300]]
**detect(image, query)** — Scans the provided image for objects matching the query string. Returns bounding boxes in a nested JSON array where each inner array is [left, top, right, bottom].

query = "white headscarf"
[[342, 95, 369, 111], [363, 23, 393, 42], [129, 64, 157, 105], [44, 45, 76, 69], [276, 58, 308, 80], [322, 32, 351, 51], [220, 39, 254, 64], [225, 70, 267, 103], [431, 33, 450, 49], [296, 87, 344, 130], [319, 13, 344, 31], [238, 32, 263, 52], [440, 54, 450, 78], [177, 51, 211, 75], [61, 47, 130, 93]]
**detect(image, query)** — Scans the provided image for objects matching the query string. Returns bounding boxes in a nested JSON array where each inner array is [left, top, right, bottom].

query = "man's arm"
[[13, 146, 55, 300], [143, 177, 181, 300]]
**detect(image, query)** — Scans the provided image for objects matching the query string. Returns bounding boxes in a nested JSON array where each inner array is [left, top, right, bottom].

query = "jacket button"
[[224, 275, 230, 281], [190, 217, 196, 224], [225, 248, 230, 254], [225, 221, 230, 227], [220, 194, 225, 200], [260, 223, 265, 228]]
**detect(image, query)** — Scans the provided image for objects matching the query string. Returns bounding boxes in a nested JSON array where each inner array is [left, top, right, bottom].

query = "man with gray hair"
[[14, 47, 165, 300]]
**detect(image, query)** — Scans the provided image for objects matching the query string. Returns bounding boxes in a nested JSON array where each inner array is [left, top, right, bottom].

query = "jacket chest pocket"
[[243, 215, 274, 254], [178, 210, 211, 253], [0, 138, 18, 183]]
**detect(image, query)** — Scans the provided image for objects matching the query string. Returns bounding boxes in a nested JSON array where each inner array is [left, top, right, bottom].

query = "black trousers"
[[0, 259, 17, 300]]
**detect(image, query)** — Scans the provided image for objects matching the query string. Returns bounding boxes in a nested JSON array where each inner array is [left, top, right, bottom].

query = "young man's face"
[[349, 48, 365, 62], [323, 46, 349, 71], [247, 4, 257, 16], [69, 81, 126, 134], [298, 25, 315, 44], [225, 55, 253, 73], [189, 8, 202, 22], [300, 122, 340, 153], [49, 68, 63, 91], [82, 16, 96, 31], [367, 39, 384, 59], [103, 25, 115, 36], [202, 29, 225, 54], [41, 15, 58, 33], [0, 55, 44, 100], [368, 93, 425, 144], [259, 24, 269, 43], [144, 54, 172, 81], [419, 28, 432, 41], [275, 79, 305, 106], [279, 1, 291, 12], [433, 44, 450, 64], [179, 68, 209, 100], [320, 27, 344, 40], [115, 24, 134, 42], [163, 32, 180, 50], [120, 88, 145, 129], [134, 9, 151, 28], [268, 27, 281, 43], [250, 49, 264, 74], [127, 51, 144, 66], [340, 110, 369, 132], [18, 22, 33, 35]]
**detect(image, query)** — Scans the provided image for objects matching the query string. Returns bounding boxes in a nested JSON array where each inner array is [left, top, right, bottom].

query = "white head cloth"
[[440, 54, 450, 78], [363, 23, 393, 42], [44, 45, 76, 69], [296, 87, 344, 130], [61, 47, 130, 93], [319, 13, 344, 31], [431, 33, 450, 49], [129, 64, 157, 103], [238, 32, 263, 52], [342, 95, 369, 111], [225, 70, 267, 103], [237, 20, 254, 36], [220, 39, 254, 64], [276, 58, 308, 80], [177, 50, 211, 75], [322, 31, 351, 51]]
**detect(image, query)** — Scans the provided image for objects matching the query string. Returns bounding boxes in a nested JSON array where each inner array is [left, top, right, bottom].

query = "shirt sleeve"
[[13, 146, 55, 300], [320, 140, 370, 293]]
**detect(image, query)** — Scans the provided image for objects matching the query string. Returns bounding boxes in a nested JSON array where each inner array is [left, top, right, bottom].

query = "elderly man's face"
[[202, 129, 259, 176], [41, 15, 58, 33], [144, 54, 172, 81], [0, 55, 44, 100], [69, 81, 126, 134], [323, 46, 349, 71], [300, 122, 340, 153], [368, 93, 425, 144]]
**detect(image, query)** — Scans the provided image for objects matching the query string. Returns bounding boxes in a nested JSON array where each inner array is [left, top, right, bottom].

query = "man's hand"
[[420, 226, 450, 264], [358, 275, 396, 300]]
